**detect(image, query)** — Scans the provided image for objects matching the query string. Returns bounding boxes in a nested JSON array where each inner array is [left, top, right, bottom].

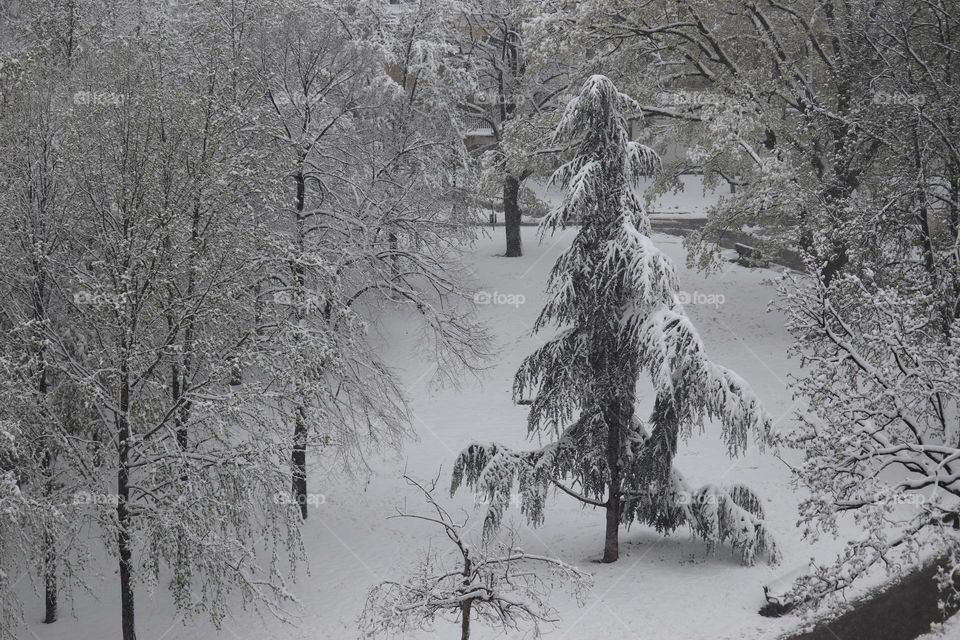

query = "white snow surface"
[[20, 226, 900, 640], [527, 174, 726, 218], [917, 614, 960, 640]]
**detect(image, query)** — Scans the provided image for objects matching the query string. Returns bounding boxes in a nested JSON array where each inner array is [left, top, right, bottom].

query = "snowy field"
[[528, 175, 727, 218], [18, 225, 874, 640]]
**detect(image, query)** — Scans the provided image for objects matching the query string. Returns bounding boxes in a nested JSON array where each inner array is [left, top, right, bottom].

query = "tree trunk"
[[291, 405, 308, 520], [43, 526, 57, 624], [948, 164, 960, 339], [460, 555, 472, 640], [42, 449, 56, 624], [503, 175, 522, 258], [460, 598, 472, 640], [33, 286, 57, 624], [603, 487, 620, 563], [117, 374, 136, 640], [949, 167, 959, 247], [602, 400, 624, 563], [912, 123, 936, 279], [171, 362, 187, 450], [290, 167, 309, 520], [118, 511, 136, 640]]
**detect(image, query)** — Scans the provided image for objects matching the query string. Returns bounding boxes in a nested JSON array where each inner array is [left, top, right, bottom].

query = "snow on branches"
[[451, 74, 777, 564], [780, 270, 960, 608], [622, 417, 780, 566], [361, 475, 589, 640], [626, 307, 771, 456], [453, 416, 781, 566]]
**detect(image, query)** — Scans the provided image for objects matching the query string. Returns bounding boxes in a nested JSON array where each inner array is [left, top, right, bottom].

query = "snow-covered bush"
[[361, 475, 589, 640]]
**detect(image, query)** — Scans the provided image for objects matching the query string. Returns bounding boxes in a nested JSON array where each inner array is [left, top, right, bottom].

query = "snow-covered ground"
[[917, 614, 960, 640], [21, 226, 875, 640]]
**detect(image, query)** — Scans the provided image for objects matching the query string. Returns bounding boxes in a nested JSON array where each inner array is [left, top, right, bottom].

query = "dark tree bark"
[[603, 422, 621, 562], [117, 365, 136, 640], [43, 501, 57, 624], [602, 398, 630, 563], [460, 556, 472, 640], [118, 514, 136, 640], [602, 481, 620, 563], [503, 175, 522, 258], [42, 446, 56, 625], [31, 263, 58, 623], [291, 406, 308, 520], [948, 165, 960, 339], [460, 598, 472, 640], [911, 124, 936, 280], [290, 167, 309, 520]]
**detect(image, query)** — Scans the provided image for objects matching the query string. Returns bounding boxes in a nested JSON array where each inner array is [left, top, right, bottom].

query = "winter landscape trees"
[[1, 1, 485, 637], [781, 268, 960, 609], [4, 5, 308, 637], [0, 0, 959, 639], [551, 0, 960, 616]]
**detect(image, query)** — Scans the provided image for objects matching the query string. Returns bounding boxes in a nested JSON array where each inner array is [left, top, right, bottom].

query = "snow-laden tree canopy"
[[452, 75, 780, 566]]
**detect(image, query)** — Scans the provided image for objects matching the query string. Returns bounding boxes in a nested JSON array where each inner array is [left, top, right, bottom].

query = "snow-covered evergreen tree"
[[452, 75, 779, 564]]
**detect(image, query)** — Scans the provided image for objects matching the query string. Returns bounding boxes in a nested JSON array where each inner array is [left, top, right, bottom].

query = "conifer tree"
[[452, 75, 780, 565]]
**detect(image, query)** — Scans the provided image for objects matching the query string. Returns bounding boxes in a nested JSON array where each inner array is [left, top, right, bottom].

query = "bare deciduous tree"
[[361, 474, 590, 640]]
